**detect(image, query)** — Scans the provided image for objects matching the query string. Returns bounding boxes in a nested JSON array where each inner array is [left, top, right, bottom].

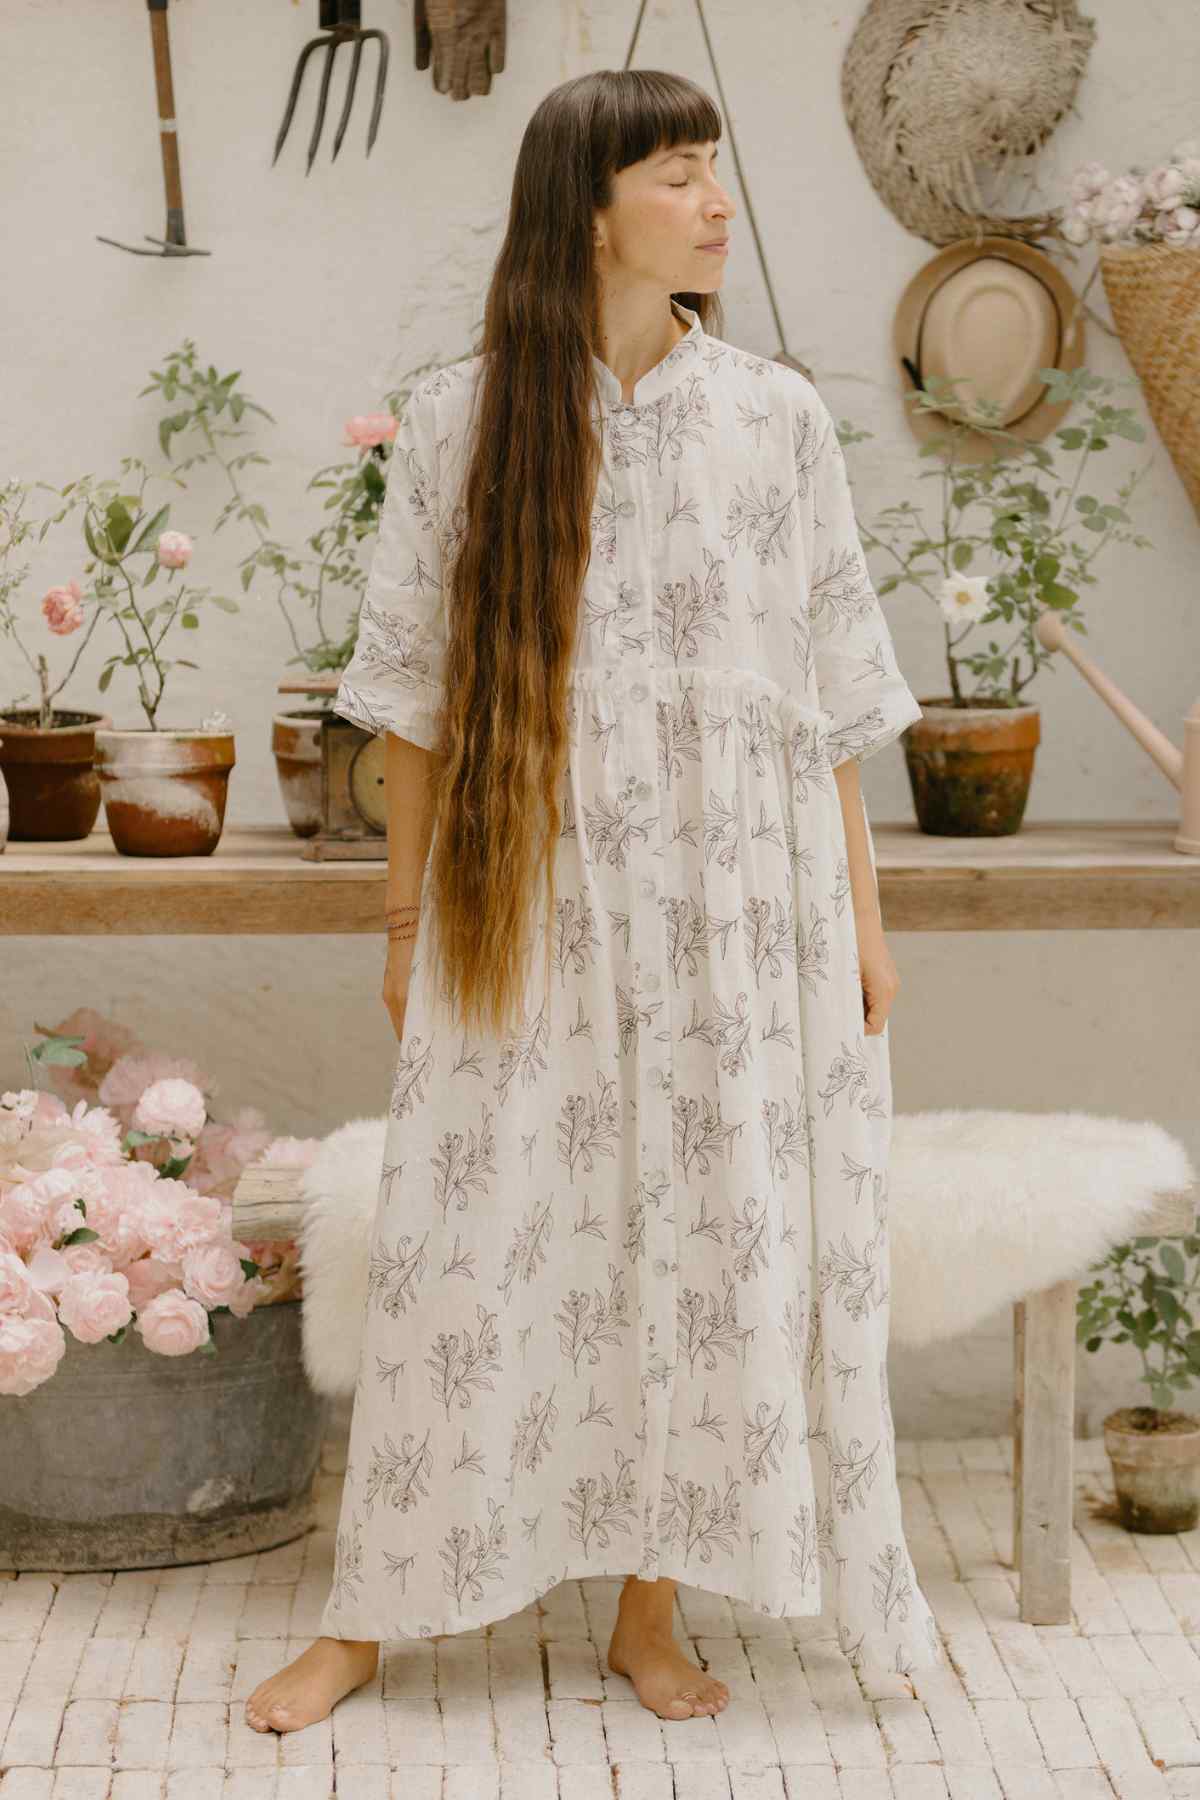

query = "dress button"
[[630, 682, 648, 701], [639, 878, 656, 899], [635, 780, 653, 800], [644, 972, 660, 992]]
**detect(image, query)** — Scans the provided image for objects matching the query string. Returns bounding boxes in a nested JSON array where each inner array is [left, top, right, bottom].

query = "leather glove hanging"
[[414, 0, 506, 101]]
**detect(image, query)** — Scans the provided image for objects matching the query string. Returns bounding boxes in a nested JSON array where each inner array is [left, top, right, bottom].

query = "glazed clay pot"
[[271, 708, 326, 838], [94, 726, 236, 857], [1103, 1404, 1200, 1533], [0, 709, 112, 841], [903, 699, 1041, 836]]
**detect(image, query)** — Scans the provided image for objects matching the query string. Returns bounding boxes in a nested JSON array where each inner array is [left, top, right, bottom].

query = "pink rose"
[[124, 1256, 180, 1311], [156, 530, 193, 570], [134, 1289, 209, 1356], [61, 1242, 113, 1278], [0, 1247, 35, 1315], [42, 580, 84, 636], [181, 1245, 257, 1317], [133, 1076, 207, 1143], [0, 1314, 67, 1395], [57, 1270, 133, 1345], [343, 412, 398, 450]]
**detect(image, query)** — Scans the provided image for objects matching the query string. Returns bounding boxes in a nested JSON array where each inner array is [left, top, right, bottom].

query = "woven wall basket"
[[1099, 242, 1200, 522]]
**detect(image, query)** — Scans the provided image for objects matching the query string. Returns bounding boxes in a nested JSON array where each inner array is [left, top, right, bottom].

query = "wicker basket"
[[1099, 242, 1200, 522]]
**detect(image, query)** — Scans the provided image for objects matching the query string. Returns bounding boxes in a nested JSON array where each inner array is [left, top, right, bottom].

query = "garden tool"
[[96, 0, 210, 257], [414, 0, 507, 101], [272, 0, 390, 174]]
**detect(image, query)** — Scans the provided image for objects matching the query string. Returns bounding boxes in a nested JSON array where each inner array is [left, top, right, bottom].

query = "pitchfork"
[[273, 0, 390, 175]]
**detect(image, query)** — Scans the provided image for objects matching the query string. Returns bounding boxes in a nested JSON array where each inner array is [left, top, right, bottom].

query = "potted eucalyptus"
[[849, 366, 1153, 835], [139, 340, 445, 837], [1078, 1229, 1200, 1532], [0, 476, 113, 842]]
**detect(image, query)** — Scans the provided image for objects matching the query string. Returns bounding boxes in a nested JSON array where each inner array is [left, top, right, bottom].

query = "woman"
[[247, 66, 943, 1736]]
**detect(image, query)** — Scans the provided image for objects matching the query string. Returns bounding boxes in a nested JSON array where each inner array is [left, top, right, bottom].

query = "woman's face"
[[594, 139, 735, 292]]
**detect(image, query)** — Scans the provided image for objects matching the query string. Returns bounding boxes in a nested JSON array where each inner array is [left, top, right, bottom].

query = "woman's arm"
[[832, 755, 899, 1037], [381, 731, 443, 1040]]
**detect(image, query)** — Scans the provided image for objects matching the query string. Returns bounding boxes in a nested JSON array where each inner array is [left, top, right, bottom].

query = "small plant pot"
[[1103, 1404, 1200, 1533], [903, 698, 1041, 836], [0, 709, 112, 841], [272, 708, 328, 838], [95, 725, 236, 857]]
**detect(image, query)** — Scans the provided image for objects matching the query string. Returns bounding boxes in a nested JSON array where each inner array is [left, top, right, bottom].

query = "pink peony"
[[40, 1009, 141, 1110], [134, 1288, 209, 1356], [42, 580, 84, 636], [61, 1242, 114, 1278], [0, 1247, 36, 1315], [98, 1050, 214, 1116], [133, 1076, 207, 1143], [0, 1182, 52, 1255], [0, 1314, 67, 1395], [343, 412, 398, 450], [139, 1184, 225, 1264], [57, 1270, 132, 1344], [124, 1256, 181, 1311], [27, 1245, 70, 1297], [156, 530, 193, 569], [189, 1106, 274, 1192], [181, 1241, 255, 1314]]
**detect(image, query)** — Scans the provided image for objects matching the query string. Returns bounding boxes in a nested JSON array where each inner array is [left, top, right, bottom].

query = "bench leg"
[[1013, 1279, 1077, 1625]]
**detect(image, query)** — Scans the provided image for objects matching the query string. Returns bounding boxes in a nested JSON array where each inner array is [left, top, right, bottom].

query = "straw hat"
[[841, 0, 1097, 247], [892, 237, 1087, 458]]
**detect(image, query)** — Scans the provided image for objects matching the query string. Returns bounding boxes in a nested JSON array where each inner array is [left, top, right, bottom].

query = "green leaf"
[[951, 541, 974, 570], [129, 503, 171, 556], [1160, 1244, 1187, 1282], [239, 1259, 260, 1281], [106, 498, 135, 555], [63, 1226, 100, 1246], [106, 1325, 127, 1346], [181, 613, 199, 629]]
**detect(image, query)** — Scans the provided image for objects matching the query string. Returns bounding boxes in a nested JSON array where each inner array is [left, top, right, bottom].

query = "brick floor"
[[4, 1435, 1200, 1798]]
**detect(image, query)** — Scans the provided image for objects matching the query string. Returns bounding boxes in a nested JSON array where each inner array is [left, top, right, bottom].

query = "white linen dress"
[[323, 300, 944, 1681]]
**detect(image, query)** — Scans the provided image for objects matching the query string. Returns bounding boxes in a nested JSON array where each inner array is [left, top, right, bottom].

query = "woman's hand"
[[382, 937, 417, 1042], [855, 919, 900, 1036]]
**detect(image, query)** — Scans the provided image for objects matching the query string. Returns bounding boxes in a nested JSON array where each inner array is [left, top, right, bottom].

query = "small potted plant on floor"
[[75, 453, 240, 855], [140, 340, 445, 837], [1077, 1227, 1200, 1532], [0, 476, 113, 841], [849, 366, 1153, 836]]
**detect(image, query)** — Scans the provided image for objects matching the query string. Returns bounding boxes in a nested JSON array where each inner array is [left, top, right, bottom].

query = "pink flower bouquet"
[[2, 1007, 324, 1397]]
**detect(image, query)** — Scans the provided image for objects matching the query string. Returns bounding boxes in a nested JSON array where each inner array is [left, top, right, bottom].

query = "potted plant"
[[0, 1006, 327, 1570], [72, 452, 240, 855], [1059, 135, 1200, 520], [140, 340, 445, 836], [848, 367, 1153, 835], [0, 476, 113, 841], [1077, 1229, 1200, 1532]]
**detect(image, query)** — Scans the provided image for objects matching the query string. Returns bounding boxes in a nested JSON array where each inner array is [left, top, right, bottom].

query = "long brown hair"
[[424, 69, 726, 1041]]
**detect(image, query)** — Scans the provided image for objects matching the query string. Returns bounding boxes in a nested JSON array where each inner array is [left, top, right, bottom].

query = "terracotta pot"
[[0, 762, 8, 852], [94, 726, 236, 857], [0, 709, 112, 841], [903, 699, 1041, 836], [272, 708, 327, 838], [1103, 1404, 1200, 1533]]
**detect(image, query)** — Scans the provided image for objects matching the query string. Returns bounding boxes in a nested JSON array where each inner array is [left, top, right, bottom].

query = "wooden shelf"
[[1, 820, 1196, 934]]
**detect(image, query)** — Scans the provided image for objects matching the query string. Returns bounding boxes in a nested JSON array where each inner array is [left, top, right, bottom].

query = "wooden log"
[[231, 1164, 311, 1242]]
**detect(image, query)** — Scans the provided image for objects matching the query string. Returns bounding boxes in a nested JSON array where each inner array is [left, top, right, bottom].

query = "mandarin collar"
[[591, 300, 704, 410]]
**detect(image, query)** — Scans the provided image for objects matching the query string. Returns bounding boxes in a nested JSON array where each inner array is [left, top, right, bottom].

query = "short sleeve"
[[805, 395, 922, 770], [332, 387, 446, 752]]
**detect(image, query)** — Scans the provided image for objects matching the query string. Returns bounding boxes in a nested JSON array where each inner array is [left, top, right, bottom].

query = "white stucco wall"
[[3, 0, 1198, 1435]]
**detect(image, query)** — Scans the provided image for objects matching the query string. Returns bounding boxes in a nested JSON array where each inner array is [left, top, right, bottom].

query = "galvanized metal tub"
[[0, 1299, 329, 1571]]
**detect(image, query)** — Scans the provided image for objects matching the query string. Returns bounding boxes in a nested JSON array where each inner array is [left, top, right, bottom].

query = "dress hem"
[[319, 1550, 945, 1674]]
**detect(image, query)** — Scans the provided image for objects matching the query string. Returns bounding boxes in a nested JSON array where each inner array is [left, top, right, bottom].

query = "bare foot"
[[244, 1637, 379, 1734], [606, 1615, 731, 1720]]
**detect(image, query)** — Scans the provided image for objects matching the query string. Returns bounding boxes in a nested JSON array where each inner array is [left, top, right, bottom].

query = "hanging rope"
[[622, 0, 798, 365]]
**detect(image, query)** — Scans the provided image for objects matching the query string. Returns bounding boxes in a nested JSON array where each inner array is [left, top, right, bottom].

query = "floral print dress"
[[323, 300, 944, 1682]]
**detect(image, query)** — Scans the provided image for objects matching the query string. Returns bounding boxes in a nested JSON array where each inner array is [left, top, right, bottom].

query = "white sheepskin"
[[299, 1107, 1195, 1397]]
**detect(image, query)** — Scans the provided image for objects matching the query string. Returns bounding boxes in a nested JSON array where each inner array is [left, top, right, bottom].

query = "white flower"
[[1145, 165, 1187, 210], [938, 574, 993, 626], [1161, 205, 1200, 245], [1069, 161, 1110, 206], [1094, 174, 1146, 242]]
